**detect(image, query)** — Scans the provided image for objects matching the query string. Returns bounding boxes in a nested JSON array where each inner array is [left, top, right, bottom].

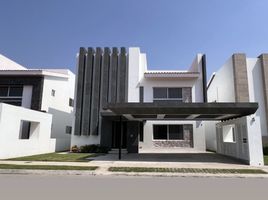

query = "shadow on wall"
[[48, 107, 73, 151]]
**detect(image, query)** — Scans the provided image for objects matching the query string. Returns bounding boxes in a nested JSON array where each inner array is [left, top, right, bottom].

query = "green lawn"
[[264, 156, 268, 165], [0, 164, 98, 171], [109, 167, 267, 174], [8, 152, 100, 162]]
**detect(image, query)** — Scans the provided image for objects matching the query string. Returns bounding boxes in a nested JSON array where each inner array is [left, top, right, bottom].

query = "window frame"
[[153, 124, 184, 141], [153, 87, 183, 101], [222, 124, 236, 143], [0, 85, 23, 106], [69, 98, 74, 107], [65, 126, 72, 134], [19, 120, 31, 139]]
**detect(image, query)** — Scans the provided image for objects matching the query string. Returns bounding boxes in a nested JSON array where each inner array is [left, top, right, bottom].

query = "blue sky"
[[1, 0, 268, 77]]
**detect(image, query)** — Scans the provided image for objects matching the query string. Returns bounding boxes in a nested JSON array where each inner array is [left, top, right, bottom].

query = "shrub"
[[71, 145, 80, 153], [263, 146, 268, 155], [80, 144, 98, 153], [79, 144, 109, 153]]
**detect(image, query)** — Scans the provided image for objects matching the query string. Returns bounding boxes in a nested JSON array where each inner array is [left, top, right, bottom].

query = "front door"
[[111, 121, 127, 149]]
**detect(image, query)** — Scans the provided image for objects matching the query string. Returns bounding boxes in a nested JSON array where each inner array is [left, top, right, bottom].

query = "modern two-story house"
[[0, 54, 75, 152], [72, 47, 263, 166]]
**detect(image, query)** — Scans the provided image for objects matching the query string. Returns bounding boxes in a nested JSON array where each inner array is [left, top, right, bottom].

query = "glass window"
[[19, 121, 31, 139], [153, 125, 167, 139], [139, 122, 144, 142], [168, 88, 182, 99], [69, 98, 74, 107], [153, 88, 167, 99], [65, 126, 72, 134], [169, 125, 184, 140], [0, 86, 8, 96], [9, 86, 23, 96], [51, 89, 56, 97], [223, 125, 236, 143]]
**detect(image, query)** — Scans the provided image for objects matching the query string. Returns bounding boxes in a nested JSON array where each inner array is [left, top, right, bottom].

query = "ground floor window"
[[19, 120, 31, 139], [153, 124, 184, 140], [222, 124, 236, 143]]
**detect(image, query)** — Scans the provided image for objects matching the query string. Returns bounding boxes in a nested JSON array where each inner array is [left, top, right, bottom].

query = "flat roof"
[[103, 102, 258, 121], [0, 69, 70, 78], [144, 71, 200, 78]]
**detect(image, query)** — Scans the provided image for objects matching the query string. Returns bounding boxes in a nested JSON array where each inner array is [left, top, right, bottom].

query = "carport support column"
[[119, 116, 122, 160]]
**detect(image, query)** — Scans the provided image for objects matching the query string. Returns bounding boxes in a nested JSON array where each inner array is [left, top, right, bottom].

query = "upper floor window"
[[0, 85, 23, 106], [69, 98, 74, 107], [65, 126, 72, 134], [51, 89, 56, 97], [153, 87, 182, 101], [0, 86, 23, 97]]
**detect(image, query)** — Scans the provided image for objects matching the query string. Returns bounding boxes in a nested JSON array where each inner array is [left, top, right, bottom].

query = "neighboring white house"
[[0, 54, 75, 153], [203, 53, 266, 166], [207, 54, 268, 149], [0, 103, 56, 159]]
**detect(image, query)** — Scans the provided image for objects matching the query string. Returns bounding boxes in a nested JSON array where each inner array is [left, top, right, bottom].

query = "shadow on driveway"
[[91, 153, 245, 165]]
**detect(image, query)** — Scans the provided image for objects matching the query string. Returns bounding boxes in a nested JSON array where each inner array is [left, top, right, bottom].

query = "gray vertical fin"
[[81, 48, 94, 136], [90, 47, 103, 135], [232, 54, 249, 102], [74, 48, 87, 136], [100, 47, 111, 109], [108, 47, 118, 103], [117, 47, 127, 103]]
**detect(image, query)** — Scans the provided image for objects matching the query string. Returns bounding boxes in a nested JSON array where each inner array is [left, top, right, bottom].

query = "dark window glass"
[[139, 122, 144, 142], [169, 125, 184, 140], [153, 88, 167, 99], [69, 98, 74, 107], [153, 125, 167, 139], [66, 126, 72, 134], [51, 89, 56, 97], [168, 88, 182, 98], [20, 121, 31, 139], [0, 86, 8, 96], [0, 98, 22, 106], [9, 86, 23, 96]]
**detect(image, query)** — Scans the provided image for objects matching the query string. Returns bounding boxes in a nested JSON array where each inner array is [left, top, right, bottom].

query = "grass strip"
[[108, 167, 267, 174], [8, 153, 100, 162], [0, 164, 98, 171]]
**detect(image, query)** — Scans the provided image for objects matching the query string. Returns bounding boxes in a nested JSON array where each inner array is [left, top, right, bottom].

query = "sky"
[[1, 0, 268, 78]]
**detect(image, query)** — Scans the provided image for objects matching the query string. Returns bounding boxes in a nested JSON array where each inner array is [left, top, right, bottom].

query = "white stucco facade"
[[0, 103, 56, 159], [216, 115, 263, 166], [207, 57, 235, 103], [0, 54, 76, 152], [128, 48, 206, 151], [41, 71, 75, 151], [207, 55, 268, 151]]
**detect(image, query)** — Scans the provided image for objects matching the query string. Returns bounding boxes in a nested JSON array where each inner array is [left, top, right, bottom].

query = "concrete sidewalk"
[[1, 155, 268, 178]]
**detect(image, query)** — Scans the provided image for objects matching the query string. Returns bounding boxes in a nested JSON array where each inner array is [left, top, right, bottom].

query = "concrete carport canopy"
[[103, 102, 258, 121]]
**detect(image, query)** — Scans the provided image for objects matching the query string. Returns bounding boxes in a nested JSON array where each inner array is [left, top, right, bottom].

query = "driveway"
[[89, 152, 249, 169]]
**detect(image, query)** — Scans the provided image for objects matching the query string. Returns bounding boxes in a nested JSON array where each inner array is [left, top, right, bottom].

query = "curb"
[[1, 169, 268, 178]]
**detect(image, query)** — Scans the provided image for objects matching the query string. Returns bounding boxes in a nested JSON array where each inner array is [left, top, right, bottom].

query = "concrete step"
[[108, 149, 128, 154]]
